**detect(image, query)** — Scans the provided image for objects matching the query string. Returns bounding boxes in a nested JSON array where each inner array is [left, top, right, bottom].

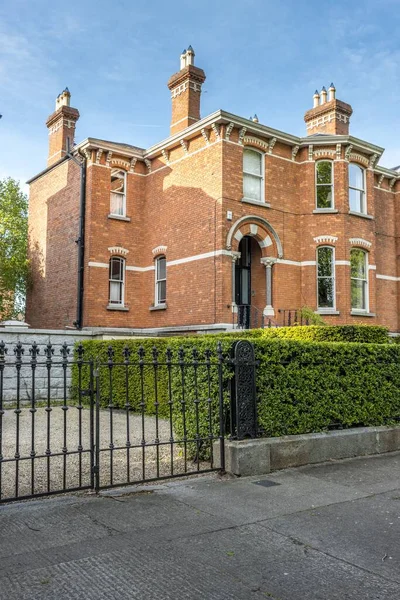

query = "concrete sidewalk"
[[1, 453, 400, 599]]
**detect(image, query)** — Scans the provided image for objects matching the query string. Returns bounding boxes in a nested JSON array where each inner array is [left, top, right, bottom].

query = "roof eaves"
[[26, 156, 70, 185]]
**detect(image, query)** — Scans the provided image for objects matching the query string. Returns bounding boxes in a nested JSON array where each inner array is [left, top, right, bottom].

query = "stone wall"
[[0, 327, 93, 403]]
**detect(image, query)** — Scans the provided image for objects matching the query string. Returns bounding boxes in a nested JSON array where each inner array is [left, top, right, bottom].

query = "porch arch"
[[226, 215, 283, 258]]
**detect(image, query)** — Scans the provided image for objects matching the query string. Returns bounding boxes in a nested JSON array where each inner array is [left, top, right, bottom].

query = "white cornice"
[[72, 111, 395, 175]]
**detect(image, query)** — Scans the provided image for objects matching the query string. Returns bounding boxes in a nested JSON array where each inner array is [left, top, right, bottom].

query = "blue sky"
[[1, 0, 400, 189]]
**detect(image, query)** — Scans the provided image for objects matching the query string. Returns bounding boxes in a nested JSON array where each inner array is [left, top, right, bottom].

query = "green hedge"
[[72, 331, 400, 459], [210, 325, 389, 343], [259, 325, 389, 344], [72, 337, 235, 459], [254, 338, 400, 436]]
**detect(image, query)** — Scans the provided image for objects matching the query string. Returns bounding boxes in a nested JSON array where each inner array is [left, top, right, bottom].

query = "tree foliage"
[[0, 178, 29, 319]]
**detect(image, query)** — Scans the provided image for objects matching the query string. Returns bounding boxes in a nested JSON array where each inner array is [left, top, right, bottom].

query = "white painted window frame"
[[349, 163, 367, 215], [155, 255, 167, 306], [350, 248, 369, 312], [242, 147, 265, 203], [316, 245, 336, 311], [109, 256, 125, 306], [110, 169, 127, 217], [315, 160, 334, 210]]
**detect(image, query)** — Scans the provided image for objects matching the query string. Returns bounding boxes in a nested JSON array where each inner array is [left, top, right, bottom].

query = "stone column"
[[260, 258, 277, 316], [231, 252, 241, 313]]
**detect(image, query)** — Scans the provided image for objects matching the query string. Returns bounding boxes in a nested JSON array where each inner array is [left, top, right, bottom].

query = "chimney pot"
[[313, 90, 320, 108], [320, 86, 327, 105], [186, 45, 195, 66], [252, 114, 259, 123], [328, 83, 336, 101], [180, 49, 187, 70]]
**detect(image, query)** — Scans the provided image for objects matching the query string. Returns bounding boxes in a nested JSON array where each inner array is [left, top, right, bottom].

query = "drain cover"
[[252, 479, 281, 488]]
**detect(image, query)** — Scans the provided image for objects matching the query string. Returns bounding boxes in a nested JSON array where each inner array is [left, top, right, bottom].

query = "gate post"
[[93, 361, 100, 492], [230, 341, 258, 440], [217, 342, 226, 473]]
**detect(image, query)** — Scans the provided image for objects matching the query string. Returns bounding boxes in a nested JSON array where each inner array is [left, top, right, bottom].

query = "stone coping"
[[214, 426, 400, 476]]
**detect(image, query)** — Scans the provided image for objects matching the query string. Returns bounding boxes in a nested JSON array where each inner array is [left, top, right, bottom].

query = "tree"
[[0, 178, 28, 319]]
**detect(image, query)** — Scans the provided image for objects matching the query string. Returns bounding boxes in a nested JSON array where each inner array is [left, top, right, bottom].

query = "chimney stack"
[[46, 88, 79, 166], [167, 46, 206, 136], [304, 84, 353, 136]]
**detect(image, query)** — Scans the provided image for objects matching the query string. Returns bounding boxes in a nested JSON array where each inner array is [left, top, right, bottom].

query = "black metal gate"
[[0, 341, 228, 503]]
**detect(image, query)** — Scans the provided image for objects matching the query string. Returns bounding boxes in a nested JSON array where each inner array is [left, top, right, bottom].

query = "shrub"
[[72, 330, 399, 460], [260, 325, 389, 344], [254, 338, 400, 436]]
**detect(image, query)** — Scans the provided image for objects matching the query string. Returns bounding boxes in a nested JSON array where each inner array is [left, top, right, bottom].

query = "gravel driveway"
[[1, 405, 208, 500]]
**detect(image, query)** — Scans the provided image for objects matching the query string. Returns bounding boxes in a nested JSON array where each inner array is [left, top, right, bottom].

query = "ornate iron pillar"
[[230, 340, 258, 439]]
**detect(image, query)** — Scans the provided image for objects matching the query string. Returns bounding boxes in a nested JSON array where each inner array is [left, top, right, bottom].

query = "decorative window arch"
[[110, 168, 127, 217], [243, 148, 265, 203], [350, 248, 368, 311], [349, 163, 366, 214], [109, 256, 125, 306], [316, 246, 335, 310], [155, 255, 166, 306], [315, 160, 334, 209]]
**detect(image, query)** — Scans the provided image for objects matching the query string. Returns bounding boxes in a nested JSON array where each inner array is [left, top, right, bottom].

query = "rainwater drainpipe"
[[66, 140, 87, 330]]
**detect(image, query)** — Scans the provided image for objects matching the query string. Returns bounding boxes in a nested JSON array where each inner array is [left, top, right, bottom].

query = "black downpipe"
[[66, 141, 87, 329]]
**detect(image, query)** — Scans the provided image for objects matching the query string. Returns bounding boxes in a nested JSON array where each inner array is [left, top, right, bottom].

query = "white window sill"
[[107, 305, 129, 311], [150, 303, 167, 311], [316, 310, 340, 315], [108, 214, 131, 222], [350, 310, 376, 317], [313, 208, 338, 214], [241, 198, 271, 208], [349, 211, 374, 220]]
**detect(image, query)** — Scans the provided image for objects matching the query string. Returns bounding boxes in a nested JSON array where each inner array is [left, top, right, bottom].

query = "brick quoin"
[[26, 49, 400, 333]]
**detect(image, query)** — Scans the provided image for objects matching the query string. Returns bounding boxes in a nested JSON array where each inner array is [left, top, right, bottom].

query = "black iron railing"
[[233, 305, 278, 330], [278, 309, 310, 327], [0, 340, 231, 503]]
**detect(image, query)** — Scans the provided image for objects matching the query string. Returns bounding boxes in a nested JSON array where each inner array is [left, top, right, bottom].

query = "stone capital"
[[260, 257, 277, 268]]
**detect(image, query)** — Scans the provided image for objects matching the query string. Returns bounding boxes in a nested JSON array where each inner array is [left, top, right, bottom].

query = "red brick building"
[[27, 48, 400, 333]]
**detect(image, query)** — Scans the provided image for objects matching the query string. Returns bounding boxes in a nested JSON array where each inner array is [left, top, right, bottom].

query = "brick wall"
[[27, 121, 400, 332], [26, 160, 80, 329]]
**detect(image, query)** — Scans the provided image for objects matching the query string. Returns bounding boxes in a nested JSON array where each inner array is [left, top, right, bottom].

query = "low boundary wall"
[[214, 427, 400, 476]]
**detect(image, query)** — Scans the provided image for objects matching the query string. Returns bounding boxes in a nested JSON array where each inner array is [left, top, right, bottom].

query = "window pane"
[[351, 280, 366, 310], [158, 280, 166, 304], [318, 247, 333, 277], [157, 257, 166, 280], [350, 249, 366, 278], [349, 164, 364, 190], [241, 269, 249, 304], [243, 149, 262, 176], [349, 188, 364, 213], [239, 237, 251, 267], [316, 161, 332, 185], [243, 173, 262, 201], [317, 185, 333, 209], [110, 281, 121, 303], [110, 192, 124, 215], [318, 278, 334, 308], [111, 170, 125, 193], [110, 258, 123, 280]]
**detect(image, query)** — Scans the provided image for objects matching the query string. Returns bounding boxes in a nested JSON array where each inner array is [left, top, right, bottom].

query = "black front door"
[[235, 237, 251, 328]]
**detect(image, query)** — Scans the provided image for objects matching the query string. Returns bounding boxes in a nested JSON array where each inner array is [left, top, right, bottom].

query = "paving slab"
[[1, 453, 400, 599]]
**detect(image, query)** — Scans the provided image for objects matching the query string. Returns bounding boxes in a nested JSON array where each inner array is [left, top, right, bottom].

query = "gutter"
[[65, 141, 87, 330]]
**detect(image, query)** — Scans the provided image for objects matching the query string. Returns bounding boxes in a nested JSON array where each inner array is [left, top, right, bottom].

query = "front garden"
[[73, 324, 400, 448]]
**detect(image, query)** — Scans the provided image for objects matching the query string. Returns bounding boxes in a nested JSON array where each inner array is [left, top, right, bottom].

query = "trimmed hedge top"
[[217, 325, 389, 344]]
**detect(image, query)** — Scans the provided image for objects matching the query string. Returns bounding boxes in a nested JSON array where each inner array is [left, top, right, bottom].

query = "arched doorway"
[[235, 236, 265, 328]]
